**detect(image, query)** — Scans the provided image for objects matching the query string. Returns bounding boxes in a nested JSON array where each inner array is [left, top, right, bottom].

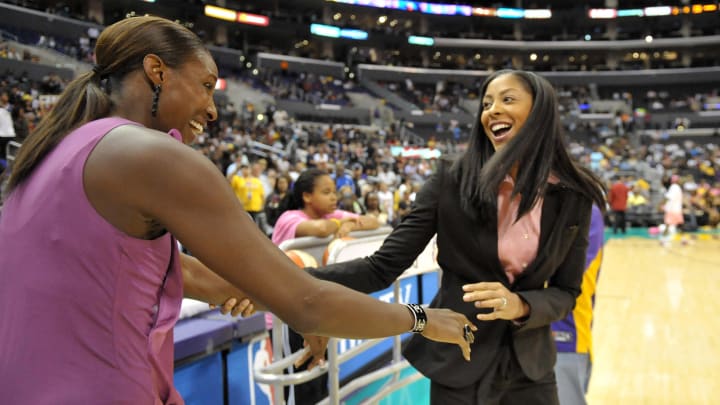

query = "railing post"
[[326, 338, 340, 405], [392, 280, 402, 364], [271, 316, 286, 405], [257, 234, 439, 404]]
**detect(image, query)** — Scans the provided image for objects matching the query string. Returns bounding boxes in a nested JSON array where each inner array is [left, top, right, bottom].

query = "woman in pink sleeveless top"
[[0, 16, 474, 404]]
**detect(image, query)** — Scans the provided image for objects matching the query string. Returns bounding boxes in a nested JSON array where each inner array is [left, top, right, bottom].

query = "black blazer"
[[308, 163, 592, 388]]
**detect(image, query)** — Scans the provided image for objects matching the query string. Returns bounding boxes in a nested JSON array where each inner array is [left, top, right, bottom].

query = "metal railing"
[[246, 140, 286, 159], [255, 235, 440, 405], [5, 140, 21, 164]]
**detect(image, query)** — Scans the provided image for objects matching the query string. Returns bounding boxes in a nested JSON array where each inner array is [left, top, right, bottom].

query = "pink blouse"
[[497, 174, 557, 284]]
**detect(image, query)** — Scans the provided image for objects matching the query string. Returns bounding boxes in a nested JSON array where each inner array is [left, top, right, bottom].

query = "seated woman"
[[272, 168, 379, 245], [264, 173, 291, 230], [364, 191, 389, 226]]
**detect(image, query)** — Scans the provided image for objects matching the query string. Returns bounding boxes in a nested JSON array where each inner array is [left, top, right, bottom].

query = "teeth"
[[189, 120, 204, 134], [491, 123, 511, 132]]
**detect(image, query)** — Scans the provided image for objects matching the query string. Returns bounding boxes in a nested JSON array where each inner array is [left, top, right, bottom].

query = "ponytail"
[[6, 16, 206, 193], [7, 71, 113, 191]]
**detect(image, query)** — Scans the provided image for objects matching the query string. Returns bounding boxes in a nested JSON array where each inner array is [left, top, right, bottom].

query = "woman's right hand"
[[421, 308, 477, 362]]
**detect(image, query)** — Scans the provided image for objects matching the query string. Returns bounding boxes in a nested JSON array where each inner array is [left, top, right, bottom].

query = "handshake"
[[212, 280, 524, 369]]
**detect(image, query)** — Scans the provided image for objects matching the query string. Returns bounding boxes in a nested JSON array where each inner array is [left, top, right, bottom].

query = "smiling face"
[[480, 73, 534, 151], [156, 51, 218, 144]]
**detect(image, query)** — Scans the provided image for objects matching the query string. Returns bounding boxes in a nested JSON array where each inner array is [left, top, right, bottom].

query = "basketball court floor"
[[586, 233, 719, 405]]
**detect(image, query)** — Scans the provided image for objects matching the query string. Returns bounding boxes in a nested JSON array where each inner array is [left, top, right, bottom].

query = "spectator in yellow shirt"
[[628, 185, 649, 208], [230, 164, 248, 205], [245, 162, 268, 232]]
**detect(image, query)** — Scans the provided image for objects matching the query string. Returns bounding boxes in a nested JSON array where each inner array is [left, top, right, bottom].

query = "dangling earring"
[[151, 84, 162, 117]]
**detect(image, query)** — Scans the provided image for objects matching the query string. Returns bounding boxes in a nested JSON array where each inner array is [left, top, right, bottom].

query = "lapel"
[[513, 184, 574, 285], [539, 185, 565, 255]]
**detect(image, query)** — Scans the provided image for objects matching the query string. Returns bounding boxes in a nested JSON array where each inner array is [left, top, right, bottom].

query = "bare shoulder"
[[88, 124, 209, 172], [84, 124, 228, 236], [85, 124, 224, 199]]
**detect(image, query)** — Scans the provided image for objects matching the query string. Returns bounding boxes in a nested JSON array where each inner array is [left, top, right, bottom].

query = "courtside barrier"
[[256, 232, 440, 405]]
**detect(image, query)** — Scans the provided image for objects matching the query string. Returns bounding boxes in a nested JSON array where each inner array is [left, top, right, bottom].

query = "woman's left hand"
[[462, 282, 529, 321]]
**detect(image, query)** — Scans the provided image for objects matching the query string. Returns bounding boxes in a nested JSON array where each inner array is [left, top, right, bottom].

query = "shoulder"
[[433, 156, 455, 173], [422, 158, 459, 192], [86, 125, 221, 202], [546, 183, 593, 208], [277, 210, 306, 223], [93, 125, 196, 167]]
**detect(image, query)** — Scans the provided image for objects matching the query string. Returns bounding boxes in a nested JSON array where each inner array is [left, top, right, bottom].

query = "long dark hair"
[[450, 69, 605, 221], [283, 169, 330, 210], [273, 173, 292, 195], [7, 16, 206, 192]]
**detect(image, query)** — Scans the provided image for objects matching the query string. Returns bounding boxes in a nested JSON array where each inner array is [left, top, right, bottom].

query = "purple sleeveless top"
[[0, 118, 185, 404]]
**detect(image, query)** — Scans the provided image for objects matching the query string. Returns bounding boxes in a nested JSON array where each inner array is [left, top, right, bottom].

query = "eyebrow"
[[200, 64, 218, 82], [483, 88, 521, 99]]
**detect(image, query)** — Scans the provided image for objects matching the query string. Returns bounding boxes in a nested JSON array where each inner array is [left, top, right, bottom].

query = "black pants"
[[612, 210, 627, 234], [0, 137, 11, 161], [430, 346, 558, 405]]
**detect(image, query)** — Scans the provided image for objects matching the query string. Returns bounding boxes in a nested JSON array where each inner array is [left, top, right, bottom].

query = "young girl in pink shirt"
[[272, 168, 379, 245]]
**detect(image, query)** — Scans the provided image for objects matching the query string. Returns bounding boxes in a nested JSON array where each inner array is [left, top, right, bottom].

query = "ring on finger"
[[499, 296, 508, 309], [463, 324, 475, 344]]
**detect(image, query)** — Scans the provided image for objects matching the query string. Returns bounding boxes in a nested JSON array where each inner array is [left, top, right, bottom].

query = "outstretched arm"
[[87, 126, 472, 352], [307, 172, 441, 293]]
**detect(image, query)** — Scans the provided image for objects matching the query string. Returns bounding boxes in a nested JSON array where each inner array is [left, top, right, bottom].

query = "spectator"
[[661, 175, 684, 246], [271, 168, 381, 404], [332, 161, 355, 193], [264, 173, 291, 229], [364, 191, 388, 225], [0, 92, 15, 160], [552, 205, 605, 405], [608, 176, 630, 234], [272, 168, 379, 245], [338, 184, 365, 215]]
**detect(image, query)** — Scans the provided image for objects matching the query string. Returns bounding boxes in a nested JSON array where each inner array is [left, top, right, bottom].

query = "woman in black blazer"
[[308, 70, 606, 404]]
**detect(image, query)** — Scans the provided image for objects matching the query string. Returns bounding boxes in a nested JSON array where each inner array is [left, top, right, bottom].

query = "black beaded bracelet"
[[404, 303, 427, 333]]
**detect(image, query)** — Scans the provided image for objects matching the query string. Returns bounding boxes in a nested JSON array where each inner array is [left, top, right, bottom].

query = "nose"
[[487, 101, 502, 115], [206, 99, 218, 122]]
